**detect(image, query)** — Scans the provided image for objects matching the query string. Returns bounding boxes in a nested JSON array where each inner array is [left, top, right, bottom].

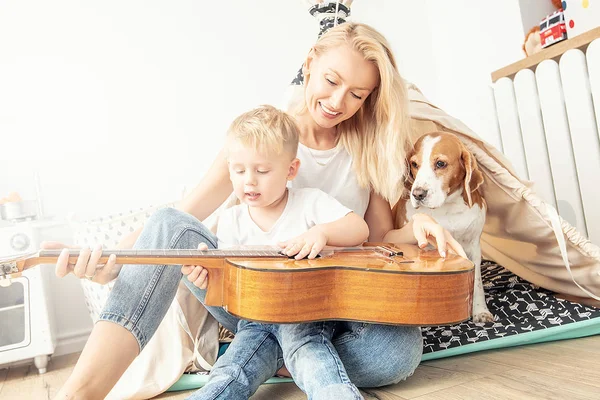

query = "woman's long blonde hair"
[[296, 22, 411, 202]]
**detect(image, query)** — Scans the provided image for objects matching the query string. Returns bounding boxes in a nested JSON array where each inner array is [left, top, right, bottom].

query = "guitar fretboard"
[[38, 248, 286, 259]]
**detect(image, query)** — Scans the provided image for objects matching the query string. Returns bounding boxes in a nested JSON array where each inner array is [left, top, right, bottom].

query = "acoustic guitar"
[[0, 243, 474, 326]]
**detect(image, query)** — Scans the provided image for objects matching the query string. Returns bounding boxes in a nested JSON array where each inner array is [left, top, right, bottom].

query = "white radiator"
[[492, 40, 600, 245]]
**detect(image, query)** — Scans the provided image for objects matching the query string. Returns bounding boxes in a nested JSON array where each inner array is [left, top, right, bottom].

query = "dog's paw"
[[472, 310, 494, 324]]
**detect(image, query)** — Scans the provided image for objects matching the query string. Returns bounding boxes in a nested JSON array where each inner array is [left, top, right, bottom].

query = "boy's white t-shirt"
[[216, 188, 352, 248], [291, 142, 371, 218]]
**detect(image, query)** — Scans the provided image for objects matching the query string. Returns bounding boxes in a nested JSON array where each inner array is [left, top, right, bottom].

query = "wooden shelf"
[[491, 26, 600, 82]]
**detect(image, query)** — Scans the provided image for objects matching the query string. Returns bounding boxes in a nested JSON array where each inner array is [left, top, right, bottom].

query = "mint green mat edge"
[[420, 317, 600, 361], [168, 374, 293, 392], [167, 320, 600, 392]]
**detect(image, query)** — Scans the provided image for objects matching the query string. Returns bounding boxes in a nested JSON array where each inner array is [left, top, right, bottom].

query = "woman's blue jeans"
[[99, 208, 423, 397]]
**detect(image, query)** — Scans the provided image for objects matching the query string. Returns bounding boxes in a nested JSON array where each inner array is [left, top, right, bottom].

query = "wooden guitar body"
[[5, 243, 474, 326], [219, 245, 474, 326]]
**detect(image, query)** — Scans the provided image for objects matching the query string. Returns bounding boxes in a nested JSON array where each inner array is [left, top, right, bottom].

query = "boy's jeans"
[[100, 208, 422, 395], [191, 320, 362, 400]]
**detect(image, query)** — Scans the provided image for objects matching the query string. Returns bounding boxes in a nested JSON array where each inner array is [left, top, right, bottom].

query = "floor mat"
[[421, 259, 600, 360], [168, 260, 600, 391]]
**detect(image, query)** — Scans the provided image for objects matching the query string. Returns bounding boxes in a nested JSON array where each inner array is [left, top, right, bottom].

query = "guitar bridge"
[[376, 246, 403, 258]]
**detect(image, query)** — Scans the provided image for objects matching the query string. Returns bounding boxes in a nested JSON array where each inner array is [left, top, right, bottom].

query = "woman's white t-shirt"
[[217, 188, 352, 248], [291, 142, 370, 218]]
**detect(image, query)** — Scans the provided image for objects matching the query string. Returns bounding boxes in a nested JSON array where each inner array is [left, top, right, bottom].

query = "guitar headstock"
[[0, 250, 39, 281]]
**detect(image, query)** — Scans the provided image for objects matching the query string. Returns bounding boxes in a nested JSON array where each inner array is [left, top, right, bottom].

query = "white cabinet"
[[0, 220, 59, 373]]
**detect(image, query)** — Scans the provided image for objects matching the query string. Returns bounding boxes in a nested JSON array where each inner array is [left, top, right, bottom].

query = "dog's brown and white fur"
[[393, 132, 494, 323]]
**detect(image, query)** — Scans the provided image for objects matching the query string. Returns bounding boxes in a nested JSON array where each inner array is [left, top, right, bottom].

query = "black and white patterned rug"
[[421, 260, 600, 354]]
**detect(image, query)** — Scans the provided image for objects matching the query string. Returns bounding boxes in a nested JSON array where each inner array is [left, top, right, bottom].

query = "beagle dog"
[[393, 132, 494, 323]]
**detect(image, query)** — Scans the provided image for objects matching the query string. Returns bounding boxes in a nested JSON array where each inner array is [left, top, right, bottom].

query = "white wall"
[[1, 0, 527, 355], [423, 0, 526, 151], [0, 0, 317, 220], [354, 1, 440, 106]]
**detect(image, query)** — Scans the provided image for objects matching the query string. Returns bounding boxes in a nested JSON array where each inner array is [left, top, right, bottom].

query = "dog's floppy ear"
[[403, 146, 416, 192], [391, 199, 408, 229], [392, 148, 416, 229], [461, 147, 484, 207]]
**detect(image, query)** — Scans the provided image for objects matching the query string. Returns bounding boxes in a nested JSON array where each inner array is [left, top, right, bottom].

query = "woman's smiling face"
[[304, 44, 379, 129]]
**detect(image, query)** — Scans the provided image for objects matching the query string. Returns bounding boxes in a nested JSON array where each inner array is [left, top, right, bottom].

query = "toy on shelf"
[[523, 0, 563, 56], [523, 26, 542, 56], [540, 8, 568, 48]]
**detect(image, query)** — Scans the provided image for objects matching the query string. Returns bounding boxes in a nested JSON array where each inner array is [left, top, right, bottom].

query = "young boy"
[[182, 105, 368, 399]]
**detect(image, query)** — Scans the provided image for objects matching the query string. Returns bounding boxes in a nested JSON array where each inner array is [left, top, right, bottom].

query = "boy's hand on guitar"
[[411, 214, 467, 259], [181, 242, 209, 289], [41, 241, 121, 284], [278, 226, 327, 260]]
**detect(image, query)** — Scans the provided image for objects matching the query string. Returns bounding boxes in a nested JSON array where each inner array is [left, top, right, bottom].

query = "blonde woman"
[[52, 5, 466, 399]]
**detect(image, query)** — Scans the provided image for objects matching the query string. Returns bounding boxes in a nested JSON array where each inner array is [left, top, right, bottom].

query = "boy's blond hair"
[[226, 105, 299, 158]]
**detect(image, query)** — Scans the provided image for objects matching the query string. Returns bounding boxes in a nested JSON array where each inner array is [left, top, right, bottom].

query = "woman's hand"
[[181, 242, 209, 289], [41, 241, 120, 284], [411, 214, 467, 259], [278, 226, 328, 260]]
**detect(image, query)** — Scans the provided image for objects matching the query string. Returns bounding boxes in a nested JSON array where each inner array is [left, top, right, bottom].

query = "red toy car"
[[540, 9, 568, 48]]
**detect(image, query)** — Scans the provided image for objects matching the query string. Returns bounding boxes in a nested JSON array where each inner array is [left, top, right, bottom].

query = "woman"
[[52, 7, 466, 400]]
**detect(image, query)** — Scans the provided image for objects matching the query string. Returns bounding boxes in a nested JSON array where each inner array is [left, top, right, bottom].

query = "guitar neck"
[[2, 245, 403, 277], [33, 248, 286, 267]]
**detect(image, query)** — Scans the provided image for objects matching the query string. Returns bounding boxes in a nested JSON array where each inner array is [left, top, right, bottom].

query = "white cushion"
[[70, 202, 175, 321]]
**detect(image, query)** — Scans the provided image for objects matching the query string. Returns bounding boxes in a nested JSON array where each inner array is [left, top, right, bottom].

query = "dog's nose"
[[412, 188, 428, 201]]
